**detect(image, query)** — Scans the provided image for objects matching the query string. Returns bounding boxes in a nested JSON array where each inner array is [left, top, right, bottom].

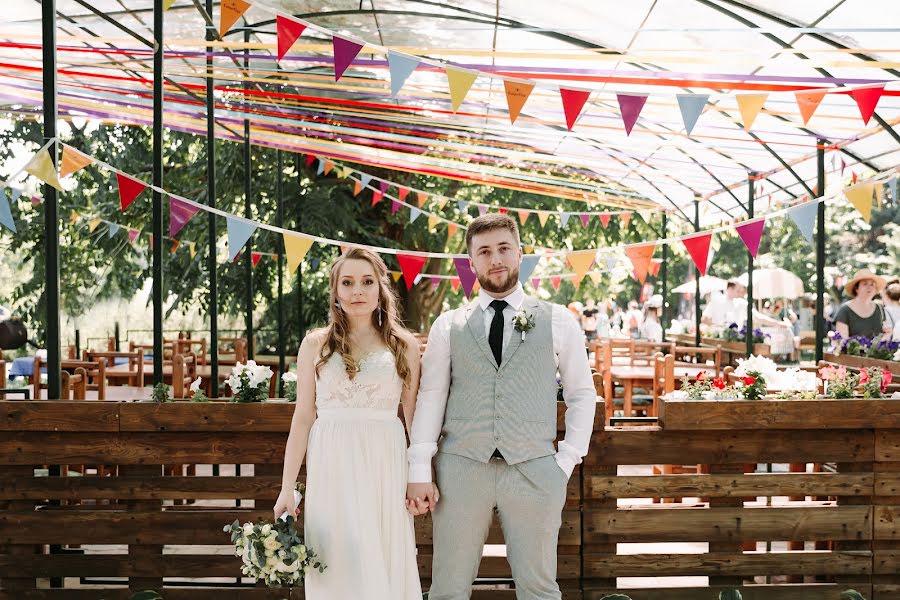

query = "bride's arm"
[[273, 332, 320, 519], [400, 331, 421, 436]]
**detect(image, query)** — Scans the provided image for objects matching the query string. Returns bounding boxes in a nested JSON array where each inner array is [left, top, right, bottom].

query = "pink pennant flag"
[[851, 85, 885, 125], [531, 278, 540, 290], [128, 228, 140, 243], [379, 180, 389, 194], [682, 232, 714, 276], [736, 219, 766, 258], [550, 276, 562, 291], [332, 36, 365, 81], [559, 87, 591, 131], [430, 277, 441, 290], [579, 213, 590, 227], [599, 213, 611, 229], [616, 94, 648, 136], [453, 257, 477, 298], [621, 212, 632, 228], [169, 196, 199, 237], [397, 254, 427, 290], [276, 15, 307, 61], [390, 200, 401, 215]]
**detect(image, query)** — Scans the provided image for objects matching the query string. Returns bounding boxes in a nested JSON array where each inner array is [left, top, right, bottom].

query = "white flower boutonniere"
[[512, 309, 536, 341]]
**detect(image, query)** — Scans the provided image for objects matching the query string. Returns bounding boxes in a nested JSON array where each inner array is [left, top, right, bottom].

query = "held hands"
[[405, 482, 439, 516], [273, 488, 300, 521]]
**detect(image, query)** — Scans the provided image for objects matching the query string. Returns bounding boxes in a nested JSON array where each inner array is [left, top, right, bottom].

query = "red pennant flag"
[[371, 190, 383, 206], [682, 232, 714, 276], [251, 252, 262, 268], [276, 15, 307, 61], [305, 154, 316, 168], [397, 254, 427, 290], [498, 207, 508, 215], [599, 213, 611, 229], [398, 187, 410, 202], [735, 219, 766, 258], [116, 173, 146, 211], [851, 85, 885, 125], [128, 228, 140, 243], [852, 171, 858, 184], [450, 278, 460, 293], [550, 276, 562, 290], [559, 87, 591, 131]]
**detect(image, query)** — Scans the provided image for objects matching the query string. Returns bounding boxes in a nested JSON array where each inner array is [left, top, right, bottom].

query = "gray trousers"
[[429, 452, 568, 600]]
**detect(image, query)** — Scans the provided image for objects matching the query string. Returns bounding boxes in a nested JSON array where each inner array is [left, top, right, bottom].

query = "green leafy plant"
[[150, 383, 171, 403], [719, 590, 742, 600], [841, 590, 867, 600]]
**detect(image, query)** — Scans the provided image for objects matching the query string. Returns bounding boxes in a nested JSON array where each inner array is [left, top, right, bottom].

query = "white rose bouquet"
[[225, 360, 273, 403]]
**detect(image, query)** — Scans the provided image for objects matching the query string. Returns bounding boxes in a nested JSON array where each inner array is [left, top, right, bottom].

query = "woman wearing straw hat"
[[834, 268, 892, 339]]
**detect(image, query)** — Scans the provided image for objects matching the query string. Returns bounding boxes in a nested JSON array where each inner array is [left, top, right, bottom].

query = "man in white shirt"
[[406, 214, 596, 600], [701, 281, 748, 327]]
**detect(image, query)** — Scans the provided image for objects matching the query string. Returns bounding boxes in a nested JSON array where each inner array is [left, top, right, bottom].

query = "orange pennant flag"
[[417, 191, 429, 207], [353, 180, 363, 196], [447, 223, 458, 239], [795, 89, 827, 126], [736, 94, 768, 131], [59, 145, 94, 178], [624, 244, 655, 284], [518, 211, 529, 226], [170, 239, 180, 254], [621, 212, 632, 228], [503, 79, 535, 124], [219, 0, 251, 37], [323, 160, 334, 175]]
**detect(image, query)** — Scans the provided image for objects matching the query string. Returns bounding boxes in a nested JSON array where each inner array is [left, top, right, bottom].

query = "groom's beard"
[[476, 266, 520, 294]]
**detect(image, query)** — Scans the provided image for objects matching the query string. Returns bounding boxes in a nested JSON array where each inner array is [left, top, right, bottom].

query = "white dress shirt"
[[408, 284, 596, 483]]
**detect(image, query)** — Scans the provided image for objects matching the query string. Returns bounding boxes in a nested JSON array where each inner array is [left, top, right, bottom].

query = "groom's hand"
[[406, 482, 439, 516]]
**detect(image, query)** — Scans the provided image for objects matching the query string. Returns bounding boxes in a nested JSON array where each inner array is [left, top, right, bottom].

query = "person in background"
[[581, 298, 600, 343], [624, 300, 643, 339], [797, 296, 815, 332], [639, 296, 663, 342], [882, 279, 900, 335], [610, 302, 624, 332], [701, 281, 748, 327], [595, 301, 611, 339], [567, 301, 583, 322], [834, 268, 891, 339]]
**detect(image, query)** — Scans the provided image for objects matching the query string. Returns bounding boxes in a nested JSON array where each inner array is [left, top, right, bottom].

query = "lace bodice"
[[315, 349, 402, 410]]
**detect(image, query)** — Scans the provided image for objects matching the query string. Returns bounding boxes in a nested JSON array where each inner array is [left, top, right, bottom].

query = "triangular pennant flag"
[[624, 244, 655, 284], [650, 259, 662, 277], [283, 232, 313, 274], [353, 180, 363, 196], [498, 208, 508, 215], [371, 190, 383, 206], [332, 36, 365, 81], [579, 213, 590, 227], [472, 280, 480, 293], [682, 232, 714, 276], [445, 66, 478, 112], [787, 201, 818, 243], [502, 79, 535, 124], [851, 85, 885, 125], [794, 89, 827, 126], [588, 272, 601, 285], [845, 182, 875, 222], [524, 245, 534, 254], [323, 160, 334, 175], [169, 196, 199, 237], [170, 239, 180, 254], [457, 200, 469, 213], [115, 173, 146, 211], [316, 158, 325, 176], [550, 276, 562, 291], [889, 177, 898, 204], [189, 241, 197, 259], [276, 15, 307, 61], [163, 0, 176, 9], [107, 223, 120, 238], [638, 210, 653, 224], [23, 148, 64, 191], [621, 212, 632, 228], [387, 50, 421, 97], [852, 171, 858, 185], [219, 0, 251, 37], [676, 94, 709, 135], [427, 215, 440, 230], [305, 154, 316, 168], [605, 256, 618, 272], [379, 181, 389, 194], [128, 228, 140, 243], [447, 223, 458, 238], [59, 145, 93, 178], [397, 254, 427, 290], [571, 274, 582, 289], [436, 197, 448, 210], [735, 219, 766, 258], [559, 87, 591, 131], [518, 254, 541, 286], [615, 94, 648, 136], [416, 191, 428, 207], [338, 166, 352, 179], [875, 183, 883, 208], [391, 200, 401, 215], [398, 187, 410, 202], [409, 207, 422, 223], [599, 213, 611, 229], [537, 210, 550, 227], [88, 217, 102, 233], [478, 205, 487, 217], [251, 252, 263, 268], [226, 216, 257, 262], [430, 277, 441, 290], [360, 173, 372, 189], [0, 189, 16, 233], [736, 94, 768, 130], [531, 278, 540, 290], [518, 210, 529, 226], [69, 210, 79, 224], [567, 250, 596, 283], [450, 278, 461, 293], [391, 271, 402, 283], [452, 257, 477, 298], [559, 212, 571, 227]]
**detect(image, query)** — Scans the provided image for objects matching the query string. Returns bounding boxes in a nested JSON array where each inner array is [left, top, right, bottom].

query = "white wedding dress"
[[303, 349, 422, 600]]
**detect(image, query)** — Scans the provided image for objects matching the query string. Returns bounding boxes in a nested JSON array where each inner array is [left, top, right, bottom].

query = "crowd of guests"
[[568, 296, 664, 342]]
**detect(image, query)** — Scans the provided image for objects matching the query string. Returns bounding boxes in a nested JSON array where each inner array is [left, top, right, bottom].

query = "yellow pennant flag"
[[23, 148, 64, 191], [845, 182, 875, 222], [189, 242, 197, 259], [219, 0, 251, 37], [588, 272, 601, 285], [445, 66, 478, 112], [163, 0, 176, 9], [338, 167, 352, 179], [391, 271, 402, 283], [874, 184, 883, 208], [536, 210, 550, 228], [69, 210, 79, 224], [736, 94, 768, 131], [503, 79, 535, 124], [88, 217, 102, 233], [427, 215, 440, 231], [566, 250, 596, 284], [436, 197, 448, 210], [524, 245, 534, 254], [59, 145, 93, 178], [283, 232, 314, 274]]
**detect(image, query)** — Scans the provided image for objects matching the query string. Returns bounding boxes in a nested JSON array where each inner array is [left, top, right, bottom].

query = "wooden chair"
[[672, 345, 722, 378], [651, 353, 675, 406], [83, 349, 145, 388], [176, 338, 208, 367], [172, 353, 198, 399], [33, 358, 107, 399], [632, 341, 675, 366]]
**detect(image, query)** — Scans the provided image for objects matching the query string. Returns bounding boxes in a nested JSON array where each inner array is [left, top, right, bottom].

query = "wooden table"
[[610, 364, 716, 417], [106, 363, 172, 385]]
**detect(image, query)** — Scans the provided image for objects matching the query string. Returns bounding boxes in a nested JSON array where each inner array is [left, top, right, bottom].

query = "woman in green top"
[[834, 268, 892, 339]]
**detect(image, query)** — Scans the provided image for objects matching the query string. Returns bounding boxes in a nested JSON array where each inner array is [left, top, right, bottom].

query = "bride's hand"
[[273, 488, 300, 521]]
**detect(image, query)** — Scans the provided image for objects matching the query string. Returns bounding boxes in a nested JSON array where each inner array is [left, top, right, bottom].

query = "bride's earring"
[[377, 305, 383, 327]]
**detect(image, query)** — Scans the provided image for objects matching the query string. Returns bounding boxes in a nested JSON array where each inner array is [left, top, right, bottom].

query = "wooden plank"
[[121, 463, 162, 591], [582, 584, 871, 600], [584, 505, 873, 543], [119, 402, 293, 432], [586, 473, 874, 501], [875, 505, 900, 539], [584, 550, 872, 577], [0, 475, 284, 500], [877, 430, 900, 462], [876, 549, 900, 575], [414, 510, 581, 546], [0, 401, 119, 432]]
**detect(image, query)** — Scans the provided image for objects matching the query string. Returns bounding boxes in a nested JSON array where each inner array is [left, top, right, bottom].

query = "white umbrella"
[[672, 275, 728, 295], [735, 268, 804, 299]]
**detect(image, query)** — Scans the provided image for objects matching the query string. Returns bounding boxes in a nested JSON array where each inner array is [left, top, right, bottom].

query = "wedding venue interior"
[[1, 0, 899, 598]]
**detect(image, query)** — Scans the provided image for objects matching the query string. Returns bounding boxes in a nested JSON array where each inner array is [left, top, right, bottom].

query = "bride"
[[273, 248, 424, 599]]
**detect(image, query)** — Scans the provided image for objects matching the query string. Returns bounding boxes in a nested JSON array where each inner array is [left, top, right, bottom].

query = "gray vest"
[[440, 296, 558, 465]]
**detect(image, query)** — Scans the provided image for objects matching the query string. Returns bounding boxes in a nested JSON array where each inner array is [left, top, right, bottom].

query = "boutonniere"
[[512, 309, 536, 341]]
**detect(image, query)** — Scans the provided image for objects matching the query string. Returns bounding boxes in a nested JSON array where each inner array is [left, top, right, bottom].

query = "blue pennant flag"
[[457, 200, 469, 213], [360, 173, 373, 189], [107, 222, 120, 238], [309, 257, 321, 271], [226, 216, 258, 261], [676, 94, 709, 135], [0, 188, 16, 233], [890, 177, 898, 205], [559, 212, 571, 228], [316, 158, 325, 176], [787, 202, 818, 243], [409, 207, 422, 223], [605, 256, 618, 272], [518, 254, 541, 286], [387, 51, 421, 97]]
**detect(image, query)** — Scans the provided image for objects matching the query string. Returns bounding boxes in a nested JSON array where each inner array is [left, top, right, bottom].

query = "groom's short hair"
[[465, 214, 520, 255]]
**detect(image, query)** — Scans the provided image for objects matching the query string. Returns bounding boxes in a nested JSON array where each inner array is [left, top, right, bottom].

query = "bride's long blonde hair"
[[315, 248, 412, 386]]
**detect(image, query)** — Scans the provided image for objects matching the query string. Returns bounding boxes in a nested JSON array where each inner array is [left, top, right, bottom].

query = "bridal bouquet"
[[225, 360, 273, 403]]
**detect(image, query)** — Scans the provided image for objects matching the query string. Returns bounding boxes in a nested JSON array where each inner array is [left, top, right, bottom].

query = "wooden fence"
[[1, 399, 899, 599]]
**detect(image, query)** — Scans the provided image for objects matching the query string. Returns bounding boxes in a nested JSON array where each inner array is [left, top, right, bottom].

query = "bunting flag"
[[353, 180, 363, 196], [478, 205, 487, 217], [371, 190, 383, 206], [427, 215, 440, 230], [682, 232, 713, 276], [128, 228, 140, 243], [416, 191, 428, 206], [88, 217, 102, 233], [107, 223, 120, 238], [579, 213, 591, 227], [70, 210, 79, 224], [736, 94, 768, 130], [518, 254, 541, 286], [189, 241, 197, 259], [845, 182, 875, 222], [397, 254, 427, 290], [323, 160, 334, 175], [391, 271, 402, 283], [452, 257, 477, 297], [282, 232, 313, 274], [450, 278, 461, 293], [170, 239, 180, 254], [59, 145, 94, 178], [588, 272, 601, 286], [163, 0, 176, 9], [794, 89, 827, 126], [624, 243, 655, 284], [23, 148, 64, 191], [226, 216, 257, 262], [890, 177, 898, 204], [874, 184, 883, 208], [676, 94, 708, 135], [276, 15, 307, 61], [219, 0, 251, 37], [735, 219, 766, 258], [445, 66, 478, 112], [304, 154, 316, 168], [115, 173, 147, 211], [567, 250, 596, 284], [316, 159, 325, 176], [387, 51, 421, 97], [332, 36, 365, 81], [650, 259, 662, 277], [359, 173, 372, 189], [169, 196, 199, 237], [559, 87, 591, 131], [447, 223, 458, 239], [436, 197, 448, 210], [457, 200, 469, 213], [503, 79, 535, 125], [550, 276, 562, 291], [851, 85, 885, 125], [571, 274, 581, 290], [0, 188, 15, 233], [536, 210, 550, 227], [559, 212, 571, 228], [397, 187, 410, 202], [409, 207, 422, 223], [638, 210, 653, 224], [605, 256, 618, 272], [599, 213, 611, 229], [378, 181, 389, 194], [621, 212, 632, 228], [531, 278, 540, 290], [616, 94, 648, 136], [251, 252, 263, 268], [787, 201, 818, 243], [390, 200, 401, 215], [498, 208, 508, 215], [517, 211, 529, 226]]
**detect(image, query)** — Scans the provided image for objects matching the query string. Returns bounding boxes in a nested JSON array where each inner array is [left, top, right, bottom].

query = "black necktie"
[[488, 299, 508, 366]]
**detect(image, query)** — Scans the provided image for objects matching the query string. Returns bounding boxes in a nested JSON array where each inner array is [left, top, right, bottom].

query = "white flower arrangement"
[[282, 371, 298, 402], [189, 377, 209, 402], [511, 309, 536, 341], [767, 367, 818, 392], [894, 348, 900, 362], [734, 354, 778, 379], [225, 360, 274, 403]]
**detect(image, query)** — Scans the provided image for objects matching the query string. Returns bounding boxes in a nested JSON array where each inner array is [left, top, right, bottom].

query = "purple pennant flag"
[[431, 277, 441, 290], [332, 36, 365, 81], [391, 200, 401, 215], [579, 213, 590, 227], [477, 205, 487, 217], [169, 196, 199, 237], [453, 257, 478, 298], [616, 93, 648, 136], [735, 218, 766, 258], [379, 180, 389, 194]]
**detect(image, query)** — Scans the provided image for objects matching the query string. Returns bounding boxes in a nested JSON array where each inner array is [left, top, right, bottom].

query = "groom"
[[407, 214, 596, 600]]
